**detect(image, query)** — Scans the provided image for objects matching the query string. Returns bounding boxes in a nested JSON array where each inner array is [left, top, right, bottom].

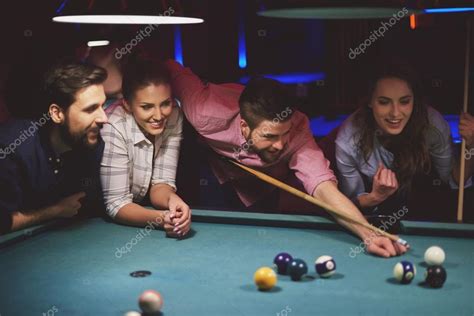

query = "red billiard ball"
[[138, 290, 163, 313]]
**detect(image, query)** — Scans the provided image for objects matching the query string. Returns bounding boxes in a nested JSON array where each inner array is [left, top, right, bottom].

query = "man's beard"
[[252, 146, 283, 163], [59, 121, 100, 151], [245, 130, 284, 163]]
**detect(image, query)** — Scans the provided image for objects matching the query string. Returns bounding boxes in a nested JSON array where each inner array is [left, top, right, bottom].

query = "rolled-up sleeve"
[[427, 114, 454, 184], [100, 123, 133, 218], [427, 112, 473, 188], [289, 116, 336, 196], [151, 108, 183, 190]]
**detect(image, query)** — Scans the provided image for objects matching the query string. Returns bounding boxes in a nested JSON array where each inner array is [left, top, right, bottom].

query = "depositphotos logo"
[[465, 147, 474, 160], [0, 113, 51, 159], [114, 6, 175, 60], [348, 7, 409, 60]]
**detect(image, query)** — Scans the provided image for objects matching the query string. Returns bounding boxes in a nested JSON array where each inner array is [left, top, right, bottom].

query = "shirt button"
[[56, 158, 61, 162], [48, 157, 52, 161], [54, 170, 58, 174]]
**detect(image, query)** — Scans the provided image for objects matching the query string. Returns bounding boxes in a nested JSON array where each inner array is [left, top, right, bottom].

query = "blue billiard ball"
[[393, 261, 416, 284], [273, 252, 293, 275], [315, 255, 336, 278], [287, 258, 308, 281]]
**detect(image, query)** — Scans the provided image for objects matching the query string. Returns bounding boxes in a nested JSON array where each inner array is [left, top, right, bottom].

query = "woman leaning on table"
[[100, 59, 191, 237]]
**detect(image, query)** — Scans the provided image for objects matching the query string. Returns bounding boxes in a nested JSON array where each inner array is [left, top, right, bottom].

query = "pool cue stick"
[[457, 19, 471, 223], [227, 159, 408, 247]]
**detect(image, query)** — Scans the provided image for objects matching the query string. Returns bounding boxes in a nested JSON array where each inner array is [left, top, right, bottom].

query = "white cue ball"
[[138, 290, 163, 313], [424, 246, 445, 266], [123, 312, 141, 316]]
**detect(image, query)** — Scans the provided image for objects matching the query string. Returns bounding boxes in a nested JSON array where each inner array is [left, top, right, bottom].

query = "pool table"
[[0, 209, 473, 316]]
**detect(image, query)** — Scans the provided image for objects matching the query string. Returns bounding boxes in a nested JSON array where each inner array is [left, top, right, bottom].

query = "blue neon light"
[[238, 33, 247, 68], [174, 26, 183, 65], [309, 115, 348, 138], [239, 72, 325, 84], [238, 1, 247, 68], [424, 7, 474, 13], [56, 0, 69, 14], [309, 114, 461, 143], [444, 115, 462, 143]]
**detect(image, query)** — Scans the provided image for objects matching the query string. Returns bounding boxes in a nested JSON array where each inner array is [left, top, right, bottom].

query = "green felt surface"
[[0, 210, 473, 316]]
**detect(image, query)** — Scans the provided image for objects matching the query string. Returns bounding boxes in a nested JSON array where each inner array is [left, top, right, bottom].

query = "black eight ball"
[[425, 265, 447, 288]]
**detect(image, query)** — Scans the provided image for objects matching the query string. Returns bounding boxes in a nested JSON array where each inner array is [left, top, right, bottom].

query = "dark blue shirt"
[[0, 119, 104, 233]]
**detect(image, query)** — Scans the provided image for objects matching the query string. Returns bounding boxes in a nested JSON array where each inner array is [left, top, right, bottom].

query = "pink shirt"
[[166, 60, 336, 206]]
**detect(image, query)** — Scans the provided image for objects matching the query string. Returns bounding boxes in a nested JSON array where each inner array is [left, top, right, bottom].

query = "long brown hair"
[[354, 60, 431, 190]]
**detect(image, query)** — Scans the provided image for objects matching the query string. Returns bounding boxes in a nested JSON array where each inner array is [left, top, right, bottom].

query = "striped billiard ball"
[[315, 255, 336, 278], [393, 261, 416, 284]]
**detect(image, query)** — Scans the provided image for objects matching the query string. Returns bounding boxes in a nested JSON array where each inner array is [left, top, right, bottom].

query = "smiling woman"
[[334, 59, 473, 217], [352, 60, 431, 190], [100, 59, 191, 238]]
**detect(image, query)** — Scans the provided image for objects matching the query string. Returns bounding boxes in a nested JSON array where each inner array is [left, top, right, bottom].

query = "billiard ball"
[[424, 246, 445, 266], [393, 261, 416, 284], [425, 265, 447, 288], [287, 258, 308, 281], [138, 290, 163, 313], [315, 255, 336, 278], [254, 266, 277, 291], [273, 252, 293, 275]]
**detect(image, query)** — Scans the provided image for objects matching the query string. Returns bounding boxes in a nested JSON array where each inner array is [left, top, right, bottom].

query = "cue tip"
[[397, 238, 410, 248]]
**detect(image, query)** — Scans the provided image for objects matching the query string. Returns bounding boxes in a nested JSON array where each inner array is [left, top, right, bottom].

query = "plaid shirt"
[[100, 101, 183, 218]]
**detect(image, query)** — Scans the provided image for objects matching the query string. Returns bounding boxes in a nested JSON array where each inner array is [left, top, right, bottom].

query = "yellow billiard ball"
[[254, 267, 277, 291]]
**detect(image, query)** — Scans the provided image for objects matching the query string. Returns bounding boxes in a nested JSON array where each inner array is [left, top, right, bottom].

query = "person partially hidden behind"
[[0, 61, 108, 234]]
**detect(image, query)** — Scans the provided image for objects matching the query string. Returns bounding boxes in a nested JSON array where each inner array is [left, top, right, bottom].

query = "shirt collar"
[[38, 125, 63, 159], [126, 112, 152, 146], [38, 125, 77, 172], [111, 99, 150, 146]]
